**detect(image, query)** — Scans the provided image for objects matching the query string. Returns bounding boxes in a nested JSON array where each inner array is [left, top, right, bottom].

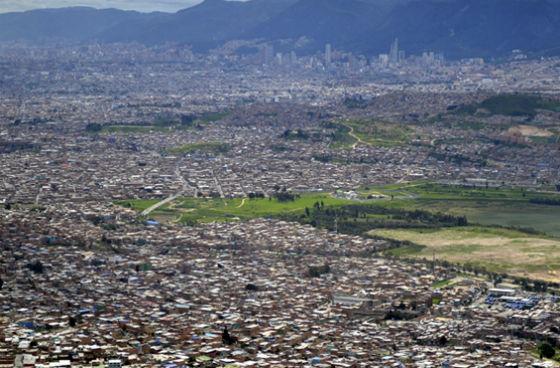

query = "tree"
[[274, 191, 298, 202], [85, 123, 102, 133], [222, 326, 237, 345], [245, 283, 259, 292], [307, 263, 330, 278], [537, 341, 555, 359], [180, 114, 196, 126], [26, 260, 44, 274]]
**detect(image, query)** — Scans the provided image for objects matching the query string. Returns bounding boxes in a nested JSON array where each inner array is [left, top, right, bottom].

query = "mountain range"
[[1, 0, 560, 59]]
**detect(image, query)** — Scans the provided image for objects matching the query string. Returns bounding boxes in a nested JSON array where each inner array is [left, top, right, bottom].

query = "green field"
[[374, 227, 560, 282], [361, 181, 554, 200], [94, 111, 229, 135], [118, 182, 560, 281], [344, 120, 414, 147], [425, 201, 560, 237], [358, 182, 560, 236], [318, 120, 414, 149], [117, 193, 355, 224], [118, 182, 560, 235], [324, 123, 358, 148]]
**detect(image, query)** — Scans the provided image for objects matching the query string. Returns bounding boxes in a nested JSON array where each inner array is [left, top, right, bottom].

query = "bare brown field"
[[374, 227, 560, 282]]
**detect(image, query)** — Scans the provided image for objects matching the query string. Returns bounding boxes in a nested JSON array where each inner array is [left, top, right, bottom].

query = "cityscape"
[[2, 0, 560, 367]]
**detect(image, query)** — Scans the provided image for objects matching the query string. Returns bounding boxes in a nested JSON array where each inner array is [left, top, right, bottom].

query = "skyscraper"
[[389, 38, 399, 64], [290, 51, 297, 65], [325, 44, 332, 67], [262, 44, 274, 65]]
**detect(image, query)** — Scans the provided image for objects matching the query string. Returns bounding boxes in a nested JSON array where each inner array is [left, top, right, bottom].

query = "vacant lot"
[[374, 227, 560, 282]]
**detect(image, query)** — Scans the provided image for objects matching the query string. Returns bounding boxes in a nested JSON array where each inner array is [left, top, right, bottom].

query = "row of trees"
[[389, 254, 560, 293], [286, 203, 468, 236], [530, 197, 560, 206], [273, 190, 300, 202]]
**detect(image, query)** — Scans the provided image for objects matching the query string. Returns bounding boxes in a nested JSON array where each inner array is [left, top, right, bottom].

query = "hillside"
[[2, 0, 560, 58], [0, 7, 153, 43]]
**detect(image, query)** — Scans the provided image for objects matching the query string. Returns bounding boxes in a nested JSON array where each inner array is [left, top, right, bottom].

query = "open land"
[[375, 227, 560, 282]]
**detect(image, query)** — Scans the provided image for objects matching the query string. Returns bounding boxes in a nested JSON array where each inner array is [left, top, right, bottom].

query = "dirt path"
[[343, 123, 364, 149]]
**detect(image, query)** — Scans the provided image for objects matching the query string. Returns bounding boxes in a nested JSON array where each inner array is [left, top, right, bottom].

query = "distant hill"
[[0, 7, 152, 43], [456, 94, 560, 117], [2, 0, 560, 59], [354, 0, 560, 59], [243, 0, 383, 50], [99, 0, 298, 48]]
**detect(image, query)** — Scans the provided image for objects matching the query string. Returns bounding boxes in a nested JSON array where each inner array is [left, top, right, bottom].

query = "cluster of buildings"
[[1, 104, 558, 207], [2, 43, 560, 107], [1, 201, 560, 367], [1, 42, 560, 366]]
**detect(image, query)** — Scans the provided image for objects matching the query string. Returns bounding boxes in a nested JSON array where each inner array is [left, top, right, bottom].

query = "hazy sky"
[[0, 0, 209, 13]]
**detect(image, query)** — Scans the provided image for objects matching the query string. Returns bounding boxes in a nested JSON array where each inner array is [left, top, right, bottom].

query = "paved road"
[[140, 166, 197, 217], [211, 168, 225, 199], [140, 193, 180, 216]]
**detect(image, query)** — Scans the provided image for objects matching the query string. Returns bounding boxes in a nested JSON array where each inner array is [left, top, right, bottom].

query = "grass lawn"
[[321, 120, 415, 149], [375, 227, 560, 282], [345, 120, 414, 147], [431, 279, 454, 289], [119, 193, 355, 224]]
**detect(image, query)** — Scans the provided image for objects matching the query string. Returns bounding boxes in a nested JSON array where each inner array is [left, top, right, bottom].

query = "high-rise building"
[[389, 38, 399, 64], [378, 54, 389, 67], [262, 44, 274, 65], [275, 53, 283, 66], [290, 51, 297, 65], [325, 44, 332, 67]]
